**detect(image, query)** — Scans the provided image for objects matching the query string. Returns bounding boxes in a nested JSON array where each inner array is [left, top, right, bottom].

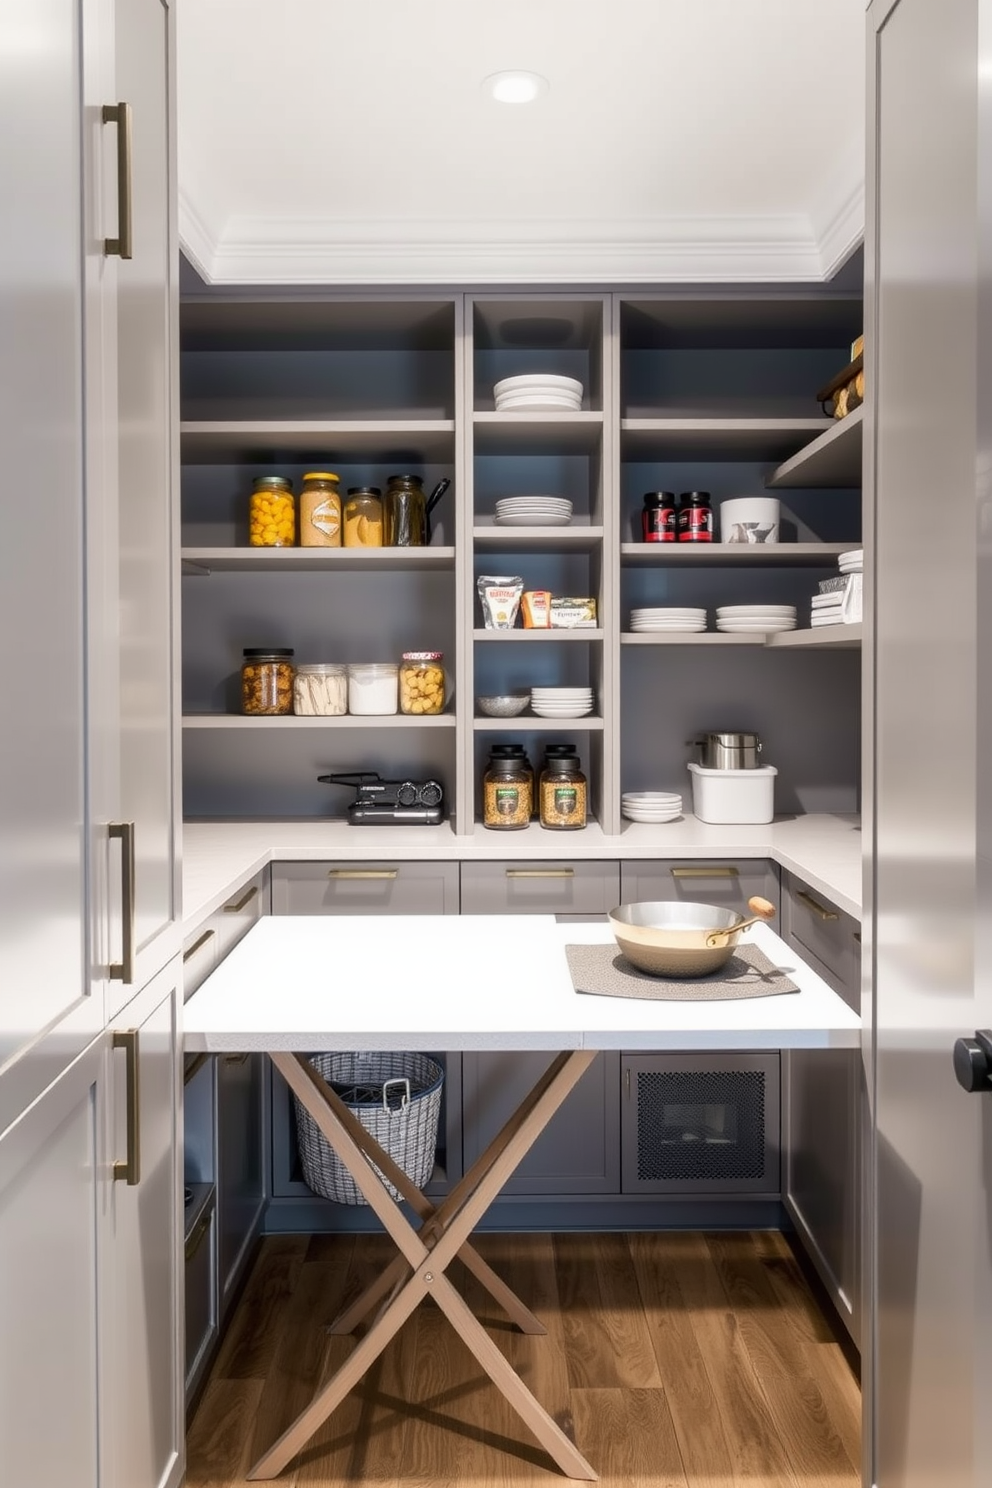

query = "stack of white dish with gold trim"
[[621, 791, 683, 823], [715, 605, 797, 634], [494, 374, 583, 412]]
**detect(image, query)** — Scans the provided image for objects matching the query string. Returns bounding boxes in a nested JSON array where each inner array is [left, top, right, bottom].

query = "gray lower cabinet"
[[183, 1187, 216, 1405], [780, 872, 861, 1345], [459, 860, 620, 917], [621, 1052, 781, 1196], [271, 860, 460, 915], [619, 858, 780, 916], [217, 1051, 266, 1317], [461, 1052, 620, 1195]]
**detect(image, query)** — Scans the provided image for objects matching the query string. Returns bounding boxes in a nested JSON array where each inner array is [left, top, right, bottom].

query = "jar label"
[[553, 786, 577, 816], [495, 787, 520, 816], [309, 498, 340, 538]]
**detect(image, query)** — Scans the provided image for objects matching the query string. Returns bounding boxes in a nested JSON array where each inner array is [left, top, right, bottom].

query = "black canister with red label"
[[678, 490, 713, 542], [641, 491, 678, 543]]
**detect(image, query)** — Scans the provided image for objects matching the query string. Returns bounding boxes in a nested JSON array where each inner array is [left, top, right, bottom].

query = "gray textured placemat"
[[565, 941, 799, 1001]]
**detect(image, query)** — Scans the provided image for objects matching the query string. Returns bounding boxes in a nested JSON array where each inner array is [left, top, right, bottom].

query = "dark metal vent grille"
[[636, 1069, 765, 1182]]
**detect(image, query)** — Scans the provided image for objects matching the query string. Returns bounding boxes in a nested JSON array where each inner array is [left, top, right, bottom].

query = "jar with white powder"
[[347, 662, 399, 715], [293, 663, 347, 716]]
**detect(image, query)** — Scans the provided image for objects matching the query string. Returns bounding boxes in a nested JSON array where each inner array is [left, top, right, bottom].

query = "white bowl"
[[622, 793, 682, 805], [719, 496, 781, 544], [716, 604, 796, 616], [494, 373, 584, 396]]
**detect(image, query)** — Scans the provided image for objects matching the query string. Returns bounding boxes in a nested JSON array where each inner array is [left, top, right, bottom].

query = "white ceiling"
[[177, 1, 866, 286]]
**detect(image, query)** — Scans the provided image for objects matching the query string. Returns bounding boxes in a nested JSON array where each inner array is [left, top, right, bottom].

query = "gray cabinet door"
[[106, 958, 183, 1488], [217, 1051, 266, 1315], [619, 859, 780, 917], [0, 1039, 103, 1488], [461, 1052, 620, 1195], [113, 0, 179, 992], [0, 0, 96, 1124]]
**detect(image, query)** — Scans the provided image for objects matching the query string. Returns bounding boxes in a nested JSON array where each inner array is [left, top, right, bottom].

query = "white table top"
[[183, 916, 861, 1054]]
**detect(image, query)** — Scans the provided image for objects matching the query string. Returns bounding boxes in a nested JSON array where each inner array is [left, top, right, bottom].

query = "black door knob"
[[953, 1030, 992, 1092]]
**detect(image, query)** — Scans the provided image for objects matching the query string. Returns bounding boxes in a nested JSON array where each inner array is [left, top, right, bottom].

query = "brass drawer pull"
[[185, 1210, 212, 1263], [183, 928, 216, 963], [795, 889, 840, 922], [670, 865, 738, 879], [327, 869, 398, 880], [101, 102, 133, 259], [223, 884, 258, 913], [112, 1029, 140, 1185], [109, 821, 136, 983], [505, 868, 575, 879]]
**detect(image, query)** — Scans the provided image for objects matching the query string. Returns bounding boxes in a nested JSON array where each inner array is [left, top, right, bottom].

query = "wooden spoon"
[[705, 895, 776, 947]]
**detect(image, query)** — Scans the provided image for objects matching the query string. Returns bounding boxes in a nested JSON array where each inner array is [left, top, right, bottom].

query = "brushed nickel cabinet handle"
[[327, 869, 398, 880], [112, 1029, 140, 1185], [223, 884, 258, 913], [795, 889, 839, 922], [505, 868, 575, 879], [185, 1210, 212, 1263], [183, 928, 215, 963], [109, 822, 135, 983], [101, 102, 133, 259], [670, 865, 738, 879]]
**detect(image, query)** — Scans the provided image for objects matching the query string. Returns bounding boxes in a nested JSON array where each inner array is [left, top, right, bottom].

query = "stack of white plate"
[[494, 374, 584, 412], [715, 604, 797, 634], [494, 496, 573, 527], [530, 686, 594, 719], [629, 607, 707, 633], [621, 792, 683, 823], [838, 548, 863, 574]]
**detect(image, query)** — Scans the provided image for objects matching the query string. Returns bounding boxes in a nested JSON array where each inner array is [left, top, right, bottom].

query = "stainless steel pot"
[[689, 731, 762, 770]]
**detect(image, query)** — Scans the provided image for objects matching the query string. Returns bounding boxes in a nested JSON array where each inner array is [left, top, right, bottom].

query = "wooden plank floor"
[[186, 1230, 861, 1488]]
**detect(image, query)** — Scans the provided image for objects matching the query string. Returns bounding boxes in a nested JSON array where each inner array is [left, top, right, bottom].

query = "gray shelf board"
[[182, 713, 457, 729], [474, 525, 604, 550], [180, 297, 455, 352], [765, 408, 864, 489], [764, 623, 863, 649], [620, 418, 826, 461], [619, 542, 852, 568], [180, 419, 455, 463], [473, 412, 604, 454], [620, 632, 766, 646], [620, 296, 863, 350], [181, 546, 456, 575], [473, 628, 604, 642], [473, 716, 605, 731]]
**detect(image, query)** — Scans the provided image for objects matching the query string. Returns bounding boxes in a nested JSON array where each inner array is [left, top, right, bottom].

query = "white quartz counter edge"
[[184, 918, 861, 1055], [182, 813, 863, 929]]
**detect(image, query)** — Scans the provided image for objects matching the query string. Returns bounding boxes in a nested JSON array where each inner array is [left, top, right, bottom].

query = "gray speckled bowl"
[[476, 694, 530, 718]]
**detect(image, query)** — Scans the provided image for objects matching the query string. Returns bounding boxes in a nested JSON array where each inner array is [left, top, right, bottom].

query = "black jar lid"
[[679, 490, 711, 503], [346, 485, 382, 497], [489, 743, 527, 757], [544, 742, 577, 757], [486, 755, 529, 777], [387, 473, 424, 485], [243, 647, 294, 658], [642, 491, 676, 505], [544, 755, 583, 774]]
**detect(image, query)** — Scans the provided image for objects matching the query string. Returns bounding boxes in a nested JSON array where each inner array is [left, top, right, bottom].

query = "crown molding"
[[177, 189, 220, 283], [815, 172, 866, 280], [188, 213, 825, 286]]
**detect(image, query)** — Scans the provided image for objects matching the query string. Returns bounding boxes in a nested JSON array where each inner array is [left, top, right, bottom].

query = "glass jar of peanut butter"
[[299, 472, 341, 547]]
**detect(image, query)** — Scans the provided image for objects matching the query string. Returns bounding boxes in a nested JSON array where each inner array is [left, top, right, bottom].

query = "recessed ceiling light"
[[484, 71, 549, 104]]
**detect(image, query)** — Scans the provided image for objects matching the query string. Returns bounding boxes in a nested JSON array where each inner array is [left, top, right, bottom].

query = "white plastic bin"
[[688, 762, 777, 824]]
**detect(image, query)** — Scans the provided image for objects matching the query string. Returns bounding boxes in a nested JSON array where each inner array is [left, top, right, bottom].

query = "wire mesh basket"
[[293, 1052, 444, 1206]]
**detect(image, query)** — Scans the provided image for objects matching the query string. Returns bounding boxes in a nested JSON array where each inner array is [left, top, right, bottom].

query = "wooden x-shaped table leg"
[[248, 1049, 599, 1483]]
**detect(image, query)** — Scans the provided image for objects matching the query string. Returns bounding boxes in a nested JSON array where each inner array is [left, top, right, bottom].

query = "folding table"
[[184, 914, 860, 1482]]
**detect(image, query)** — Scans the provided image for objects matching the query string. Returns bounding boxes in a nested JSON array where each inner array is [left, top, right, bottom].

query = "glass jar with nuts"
[[399, 651, 445, 715], [241, 648, 296, 715]]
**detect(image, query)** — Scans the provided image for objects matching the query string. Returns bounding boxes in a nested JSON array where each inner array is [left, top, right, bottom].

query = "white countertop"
[[182, 813, 863, 927], [183, 916, 861, 1054]]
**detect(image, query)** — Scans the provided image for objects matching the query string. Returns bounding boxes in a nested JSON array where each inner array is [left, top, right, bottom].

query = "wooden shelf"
[[473, 629, 603, 642], [474, 525, 604, 550], [765, 408, 863, 489], [620, 542, 852, 567], [182, 714, 457, 729], [181, 546, 455, 574], [620, 417, 825, 461], [180, 419, 455, 463], [765, 623, 863, 649]]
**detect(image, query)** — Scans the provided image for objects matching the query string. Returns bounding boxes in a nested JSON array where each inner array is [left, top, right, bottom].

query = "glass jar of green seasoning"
[[539, 746, 587, 830], [483, 748, 532, 829]]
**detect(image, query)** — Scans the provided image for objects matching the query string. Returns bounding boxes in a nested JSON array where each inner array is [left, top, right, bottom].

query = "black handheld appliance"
[[318, 771, 445, 825]]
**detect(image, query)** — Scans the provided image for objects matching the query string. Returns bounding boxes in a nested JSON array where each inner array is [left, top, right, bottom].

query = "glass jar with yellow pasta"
[[249, 476, 295, 547], [399, 652, 445, 715], [343, 486, 383, 547]]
